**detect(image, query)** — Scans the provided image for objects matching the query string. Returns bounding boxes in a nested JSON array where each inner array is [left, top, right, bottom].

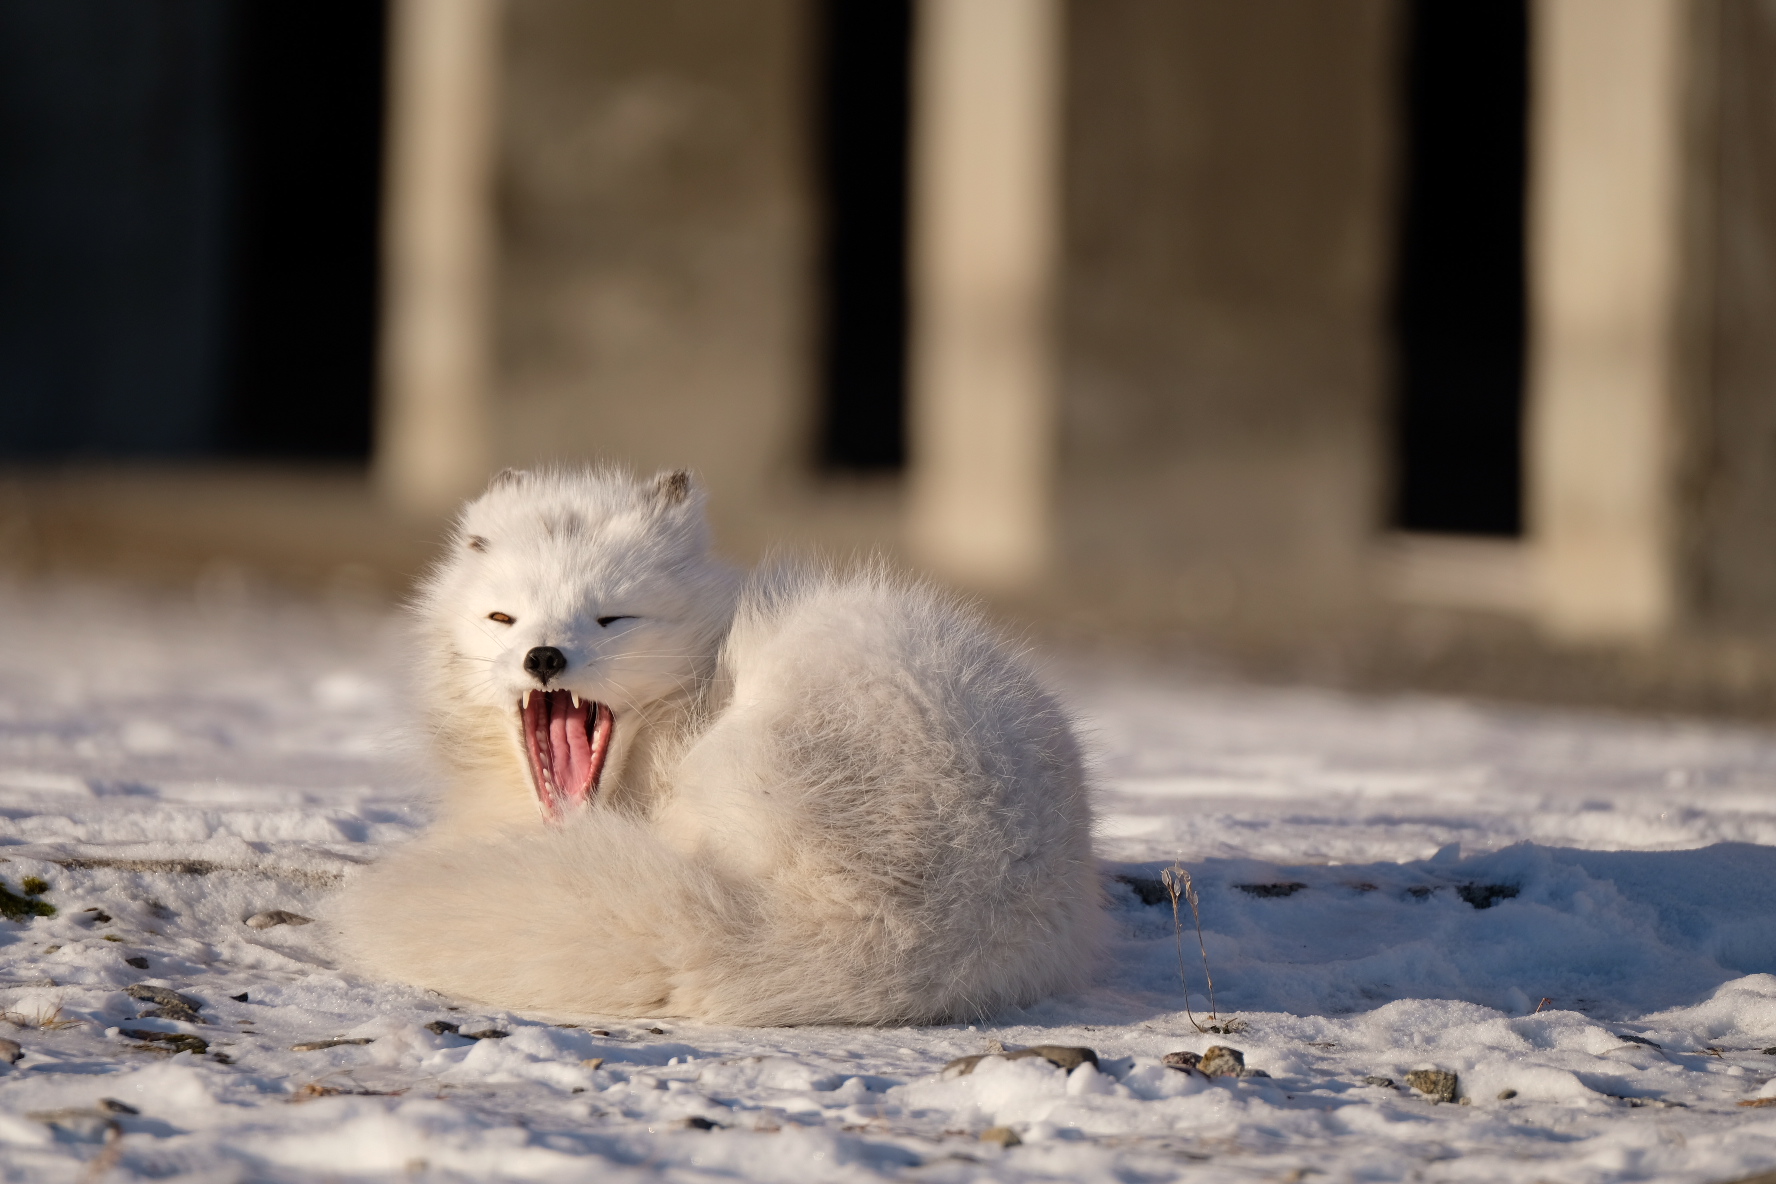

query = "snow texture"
[[5, 579, 1776, 1182]]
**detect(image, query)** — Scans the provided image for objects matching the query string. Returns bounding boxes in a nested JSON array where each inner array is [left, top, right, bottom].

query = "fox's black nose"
[[524, 646, 568, 684]]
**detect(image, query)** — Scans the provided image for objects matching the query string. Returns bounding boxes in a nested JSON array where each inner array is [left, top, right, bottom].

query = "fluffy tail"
[[333, 811, 742, 1018], [334, 807, 1100, 1025]]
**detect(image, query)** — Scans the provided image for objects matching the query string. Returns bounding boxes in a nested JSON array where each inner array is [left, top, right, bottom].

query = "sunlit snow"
[[4, 580, 1776, 1182]]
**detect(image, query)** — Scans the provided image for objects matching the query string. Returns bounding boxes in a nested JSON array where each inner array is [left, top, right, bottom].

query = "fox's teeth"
[[523, 689, 532, 710], [571, 691, 580, 709]]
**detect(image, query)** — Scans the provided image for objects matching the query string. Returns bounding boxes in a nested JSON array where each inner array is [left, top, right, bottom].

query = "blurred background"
[[1, 0, 1774, 716]]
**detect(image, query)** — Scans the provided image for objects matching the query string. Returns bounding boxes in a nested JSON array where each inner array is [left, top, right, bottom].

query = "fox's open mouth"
[[519, 690, 613, 823]]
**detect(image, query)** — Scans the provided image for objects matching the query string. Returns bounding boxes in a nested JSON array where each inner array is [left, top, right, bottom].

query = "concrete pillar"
[[374, 0, 500, 515], [1689, 0, 1776, 634], [1528, 0, 1690, 641], [487, 0, 815, 561], [906, 0, 1063, 591], [1053, 1, 1396, 633]]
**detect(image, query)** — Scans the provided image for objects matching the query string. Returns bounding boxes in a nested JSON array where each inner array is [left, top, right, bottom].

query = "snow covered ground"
[[5, 579, 1776, 1182]]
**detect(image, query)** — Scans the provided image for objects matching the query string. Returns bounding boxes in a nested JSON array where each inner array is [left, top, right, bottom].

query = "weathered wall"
[[490, 0, 825, 555], [1054, 0, 1399, 631], [1688, 0, 1776, 634]]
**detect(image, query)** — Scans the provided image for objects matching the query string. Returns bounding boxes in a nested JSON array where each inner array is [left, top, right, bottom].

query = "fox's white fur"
[[335, 467, 1102, 1025]]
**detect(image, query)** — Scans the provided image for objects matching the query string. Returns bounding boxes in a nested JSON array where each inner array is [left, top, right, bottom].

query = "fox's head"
[[417, 467, 739, 823]]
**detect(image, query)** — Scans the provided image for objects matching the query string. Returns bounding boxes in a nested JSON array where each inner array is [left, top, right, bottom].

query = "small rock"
[[291, 1037, 374, 1052], [141, 1004, 203, 1025], [682, 1116, 722, 1130], [1198, 1046, 1246, 1077], [944, 1045, 1099, 1077], [590, 1029, 610, 1037], [1630, 1097, 1685, 1110], [125, 984, 201, 1011], [1013, 1045, 1098, 1072], [1406, 1068, 1459, 1104], [82, 908, 112, 924], [120, 1029, 208, 1055], [1162, 1050, 1202, 1071], [0, 1038, 21, 1064], [1363, 1075, 1395, 1088], [230, 992, 249, 1003], [1456, 883, 1520, 910], [245, 910, 312, 930], [647, 1027, 665, 1035], [423, 1020, 501, 1040], [1497, 1088, 1518, 1100], [582, 1057, 605, 1070], [124, 957, 149, 970], [1236, 882, 1307, 898], [98, 1098, 138, 1115], [980, 1126, 1021, 1148]]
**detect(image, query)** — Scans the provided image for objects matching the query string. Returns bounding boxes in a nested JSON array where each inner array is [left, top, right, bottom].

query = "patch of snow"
[[2, 581, 1776, 1180]]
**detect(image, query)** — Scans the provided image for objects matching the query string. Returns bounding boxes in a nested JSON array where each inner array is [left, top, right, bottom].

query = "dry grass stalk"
[[2, 1003, 78, 1030], [1159, 865, 1196, 1028], [1179, 867, 1217, 1020], [1161, 862, 1219, 1033]]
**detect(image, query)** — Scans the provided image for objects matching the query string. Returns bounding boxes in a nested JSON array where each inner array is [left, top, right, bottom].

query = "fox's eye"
[[596, 616, 635, 628], [488, 612, 515, 624]]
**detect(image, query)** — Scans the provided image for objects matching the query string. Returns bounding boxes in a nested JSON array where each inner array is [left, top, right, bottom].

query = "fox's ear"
[[488, 467, 531, 491], [651, 469, 693, 507]]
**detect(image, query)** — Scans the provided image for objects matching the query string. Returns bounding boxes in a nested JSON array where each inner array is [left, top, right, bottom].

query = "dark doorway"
[[219, 3, 387, 459], [0, 1, 386, 462], [814, 0, 913, 472], [1390, 0, 1529, 535]]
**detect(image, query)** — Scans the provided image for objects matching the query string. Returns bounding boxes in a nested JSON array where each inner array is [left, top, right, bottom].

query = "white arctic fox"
[[335, 467, 1101, 1025]]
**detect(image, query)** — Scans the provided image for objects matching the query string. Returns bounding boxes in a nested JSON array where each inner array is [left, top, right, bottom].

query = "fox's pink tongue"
[[521, 691, 613, 823], [547, 694, 591, 796]]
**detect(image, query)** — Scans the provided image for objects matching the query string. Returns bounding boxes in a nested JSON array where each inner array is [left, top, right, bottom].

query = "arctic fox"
[[335, 467, 1102, 1025]]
